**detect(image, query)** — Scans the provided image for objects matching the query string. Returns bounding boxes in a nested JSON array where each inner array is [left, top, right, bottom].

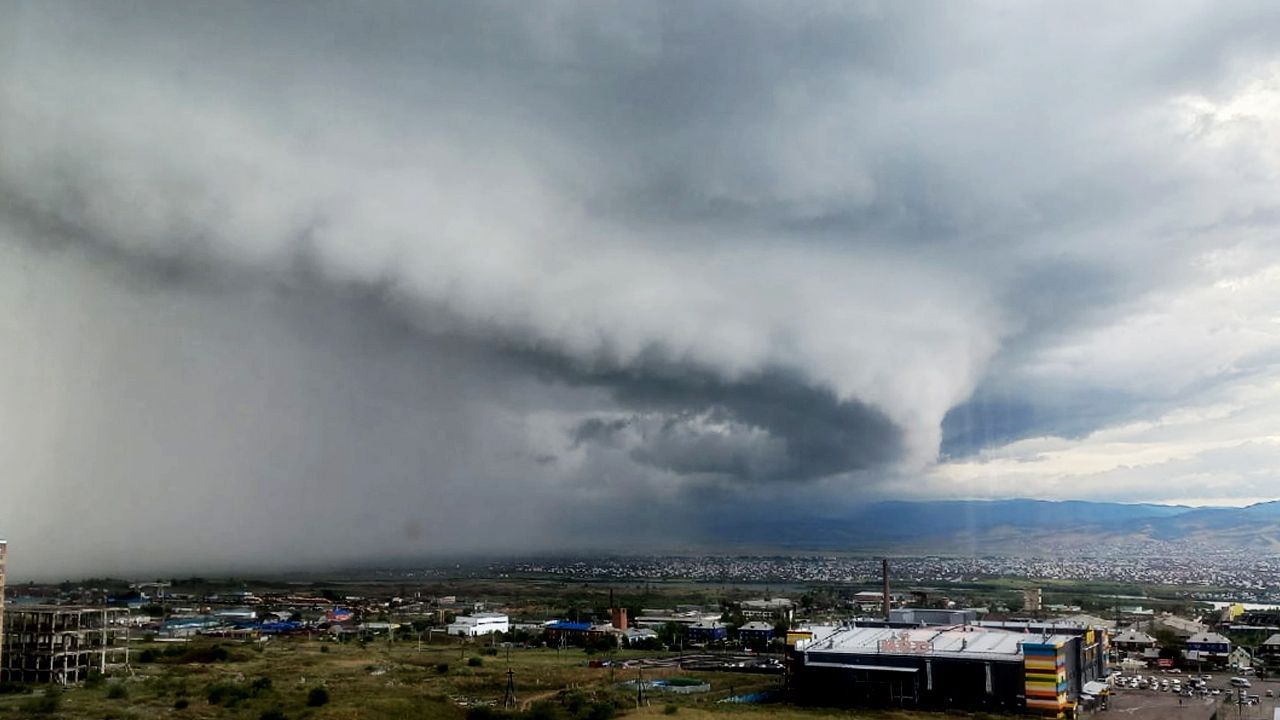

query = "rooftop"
[[1186, 632, 1230, 644], [1113, 628, 1157, 644], [797, 624, 1077, 662]]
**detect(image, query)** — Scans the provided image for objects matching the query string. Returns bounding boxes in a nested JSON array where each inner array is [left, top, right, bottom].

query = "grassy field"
[[0, 637, 794, 720]]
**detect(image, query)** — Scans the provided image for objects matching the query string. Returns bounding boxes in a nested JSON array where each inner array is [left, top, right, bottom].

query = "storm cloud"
[[5, 0, 1280, 576]]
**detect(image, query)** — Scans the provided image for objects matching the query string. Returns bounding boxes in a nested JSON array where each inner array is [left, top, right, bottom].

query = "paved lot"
[[1102, 675, 1280, 720]]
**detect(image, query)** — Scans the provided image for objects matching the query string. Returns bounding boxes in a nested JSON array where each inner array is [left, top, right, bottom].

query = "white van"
[[1230, 677, 1251, 688]]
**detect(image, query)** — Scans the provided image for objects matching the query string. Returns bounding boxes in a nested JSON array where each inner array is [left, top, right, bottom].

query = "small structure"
[[447, 612, 509, 637], [1229, 646, 1254, 669], [1023, 588, 1043, 613], [891, 608, 979, 626], [1, 606, 130, 685]]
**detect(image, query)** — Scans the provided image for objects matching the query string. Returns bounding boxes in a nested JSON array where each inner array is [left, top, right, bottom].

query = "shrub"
[[466, 707, 513, 720], [0, 682, 33, 695], [251, 677, 273, 694], [467, 656, 483, 667], [107, 682, 129, 699], [435, 663, 450, 674], [19, 689, 61, 715], [481, 647, 499, 656], [260, 710, 287, 720], [138, 649, 158, 663], [585, 701, 616, 720], [207, 682, 251, 706], [174, 698, 190, 710], [663, 705, 679, 715], [319, 644, 330, 653], [307, 687, 330, 707], [527, 700, 566, 720]]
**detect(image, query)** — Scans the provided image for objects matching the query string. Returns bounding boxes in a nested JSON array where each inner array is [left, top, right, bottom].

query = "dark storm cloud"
[[564, 367, 900, 481], [6, 0, 1280, 575]]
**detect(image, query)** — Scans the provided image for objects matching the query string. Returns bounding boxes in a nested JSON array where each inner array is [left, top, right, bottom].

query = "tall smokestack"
[[882, 558, 890, 620]]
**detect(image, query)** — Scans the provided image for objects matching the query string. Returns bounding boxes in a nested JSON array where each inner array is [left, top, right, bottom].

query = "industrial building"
[[1, 606, 131, 685], [446, 612, 509, 637], [792, 624, 1107, 717]]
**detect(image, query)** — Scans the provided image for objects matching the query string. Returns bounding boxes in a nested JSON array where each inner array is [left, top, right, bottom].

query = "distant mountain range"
[[702, 498, 1280, 554]]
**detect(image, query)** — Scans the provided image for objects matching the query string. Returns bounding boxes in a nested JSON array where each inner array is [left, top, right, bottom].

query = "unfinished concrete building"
[[1, 607, 130, 685], [0, 541, 6, 672]]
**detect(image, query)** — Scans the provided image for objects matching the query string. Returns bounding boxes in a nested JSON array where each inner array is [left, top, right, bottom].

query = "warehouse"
[[446, 612, 509, 637], [791, 624, 1104, 716]]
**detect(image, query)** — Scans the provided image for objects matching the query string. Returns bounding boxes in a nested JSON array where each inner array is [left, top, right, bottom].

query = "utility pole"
[[503, 668, 517, 710], [636, 667, 646, 709]]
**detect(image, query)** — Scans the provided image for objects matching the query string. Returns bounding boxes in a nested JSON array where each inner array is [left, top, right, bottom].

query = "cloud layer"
[[4, 1, 1280, 576]]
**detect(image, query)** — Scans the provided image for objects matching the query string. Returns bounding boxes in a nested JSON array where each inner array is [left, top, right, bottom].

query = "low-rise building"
[[1184, 631, 1231, 665], [633, 610, 722, 629], [737, 621, 774, 646], [1111, 628, 1158, 656], [740, 598, 794, 620], [1258, 633, 1280, 664], [687, 620, 728, 643], [621, 628, 658, 646], [446, 612, 509, 637], [544, 621, 614, 646]]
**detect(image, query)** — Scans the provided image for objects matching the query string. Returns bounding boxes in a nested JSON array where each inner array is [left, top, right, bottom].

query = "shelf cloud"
[[5, 1, 1280, 576]]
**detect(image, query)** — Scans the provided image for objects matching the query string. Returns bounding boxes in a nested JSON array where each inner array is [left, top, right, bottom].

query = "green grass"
[[0, 636, 1039, 720]]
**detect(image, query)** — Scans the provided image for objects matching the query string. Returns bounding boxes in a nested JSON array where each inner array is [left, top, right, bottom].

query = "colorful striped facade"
[[1023, 641, 1068, 717]]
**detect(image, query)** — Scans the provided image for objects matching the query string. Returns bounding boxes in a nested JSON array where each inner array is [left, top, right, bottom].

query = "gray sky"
[[4, 1, 1280, 578]]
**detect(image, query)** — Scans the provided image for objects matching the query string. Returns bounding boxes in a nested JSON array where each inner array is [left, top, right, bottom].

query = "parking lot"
[[1103, 672, 1280, 720]]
